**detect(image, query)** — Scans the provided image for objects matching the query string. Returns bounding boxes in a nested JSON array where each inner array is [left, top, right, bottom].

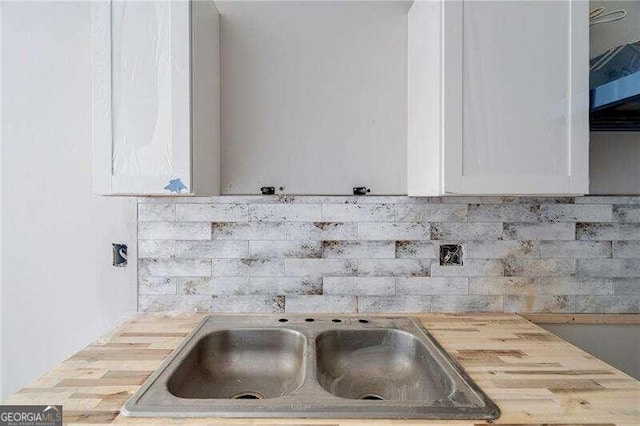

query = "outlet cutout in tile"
[[440, 244, 463, 266]]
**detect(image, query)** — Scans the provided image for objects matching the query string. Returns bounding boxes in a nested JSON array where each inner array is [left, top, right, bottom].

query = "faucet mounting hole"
[[331, 319, 342, 323], [305, 318, 315, 322], [278, 318, 288, 322], [358, 319, 369, 324]]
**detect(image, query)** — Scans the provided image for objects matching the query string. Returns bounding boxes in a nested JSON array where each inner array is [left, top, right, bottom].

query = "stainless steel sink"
[[123, 315, 500, 420]]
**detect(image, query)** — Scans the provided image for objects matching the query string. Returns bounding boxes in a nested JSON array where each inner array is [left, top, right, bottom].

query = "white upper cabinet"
[[92, 0, 220, 195], [408, 0, 589, 196]]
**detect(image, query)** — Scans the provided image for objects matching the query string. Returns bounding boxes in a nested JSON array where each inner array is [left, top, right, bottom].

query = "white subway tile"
[[323, 277, 395, 296], [285, 222, 358, 241], [322, 204, 394, 222], [139, 222, 211, 240], [322, 241, 395, 259], [138, 204, 176, 221], [358, 296, 431, 313], [504, 223, 575, 240], [176, 204, 248, 221], [285, 296, 356, 313], [249, 204, 322, 221], [396, 277, 468, 295], [359, 222, 430, 240]]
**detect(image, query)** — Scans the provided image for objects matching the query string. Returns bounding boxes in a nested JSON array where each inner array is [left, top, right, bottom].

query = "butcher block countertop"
[[5, 313, 640, 425]]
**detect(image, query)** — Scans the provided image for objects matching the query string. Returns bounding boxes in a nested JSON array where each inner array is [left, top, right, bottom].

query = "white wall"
[[1, 1, 137, 399]]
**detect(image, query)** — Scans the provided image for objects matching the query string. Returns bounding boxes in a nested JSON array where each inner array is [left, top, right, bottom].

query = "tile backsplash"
[[137, 196, 640, 314]]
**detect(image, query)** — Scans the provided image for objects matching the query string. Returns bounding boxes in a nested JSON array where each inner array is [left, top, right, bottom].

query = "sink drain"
[[232, 392, 263, 400], [360, 394, 384, 401]]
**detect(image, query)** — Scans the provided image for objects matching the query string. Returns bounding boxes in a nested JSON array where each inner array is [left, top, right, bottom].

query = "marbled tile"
[[576, 196, 640, 204], [440, 196, 574, 205], [576, 223, 640, 240], [138, 295, 212, 312], [209, 195, 295, 204], [194, 277, 249, 296], [358, 259, 430, 277], [249, 204, 322, 222], [174, 241, 249, 259], [249, 241, 322, 259], [504, 259, 575, 277], [322, 241, 395, 259], [178, 277, 321, 296], [322, 204, 394, 222], [284, 259, 357, 277], [174, 277, 219, 294], [285, 222, 358, 241], [431, 223, 502, 240], [396, 277, 468, 295], [540, 241, 612, 259], [539, 277, 613, 295], [138, 277, 176, 295], [613, 241, 640, 258], [467, 204, 540, 222], [285, 295, 357, 313], [468, 277, 539, 295], [395, 241, 439, 259], [138, 259, 211, 277], [395, 204, 467, 222], [358, 296, 431, 313], [139, 222, 211, 240], [576, 295, 640, 313], [323, 277, 395, 296], [431, 259, 503, 277], [138, 240, 176, 258], [613, 205, 640, 222], [250, 277, 323, 295], [139, 196, 212, 204], [612, 278, 640, 295], [503, 223, 575, 240], [504, 295, 574, 313], [212, 259, 284, 277], [539, 204, 612, 222], [211, 295, 285, 313], [212, 222, 284, 240], [577, 259, 640, 277], [175, 203, 248, 222], [466, 240, 539, 259], [358, 222, 430, 240], [431, 295, 503, 312], [138, 204, 175, 221]]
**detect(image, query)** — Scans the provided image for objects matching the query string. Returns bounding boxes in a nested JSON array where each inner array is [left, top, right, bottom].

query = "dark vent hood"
[[590, 41, 640, 131]]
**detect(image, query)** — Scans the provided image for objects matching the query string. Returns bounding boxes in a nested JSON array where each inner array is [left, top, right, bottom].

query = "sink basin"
[[167, 329, 306, 399], [123, 315, 500, 420], [316, 329, 453, 401]]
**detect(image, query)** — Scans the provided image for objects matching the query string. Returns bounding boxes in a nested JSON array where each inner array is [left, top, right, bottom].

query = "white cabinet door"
[[92, 0, 220, 196], [408, 0, 589, 196]]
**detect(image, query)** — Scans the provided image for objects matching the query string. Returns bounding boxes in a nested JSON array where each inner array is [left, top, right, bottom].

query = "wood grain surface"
[[4, 313, 640, 425]]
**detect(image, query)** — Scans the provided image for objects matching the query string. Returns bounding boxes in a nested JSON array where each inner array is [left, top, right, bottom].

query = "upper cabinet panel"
[[408, 0, 589, 196], [218, 1, 410, 195], [92, 0, 220, 196]]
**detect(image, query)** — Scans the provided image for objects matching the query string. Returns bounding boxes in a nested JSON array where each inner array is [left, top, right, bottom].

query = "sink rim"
[[122, 315, 501, 420]]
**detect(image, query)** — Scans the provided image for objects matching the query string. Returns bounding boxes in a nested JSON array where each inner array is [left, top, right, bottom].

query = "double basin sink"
[[123, 315, 499, 420]]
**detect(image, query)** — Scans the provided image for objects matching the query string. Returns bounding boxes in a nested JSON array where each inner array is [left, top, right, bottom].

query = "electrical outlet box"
[[439, 244, 463, 266]]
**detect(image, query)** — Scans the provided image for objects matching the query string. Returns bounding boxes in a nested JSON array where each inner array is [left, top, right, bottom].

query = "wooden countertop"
[[5, 313, 640, 425]]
